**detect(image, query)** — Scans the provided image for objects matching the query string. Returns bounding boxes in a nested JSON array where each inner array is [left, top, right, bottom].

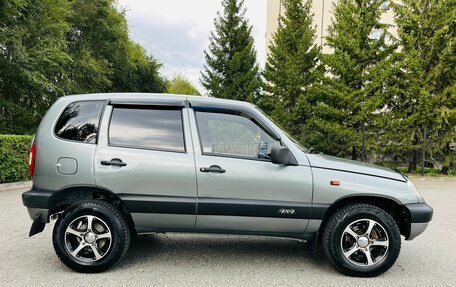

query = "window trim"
[[194, 109, 282, 162], [200, 151, 273, 163], [53, 100, 105, 145], [107, 104, 187, 154], [96, 100, 109, 144]]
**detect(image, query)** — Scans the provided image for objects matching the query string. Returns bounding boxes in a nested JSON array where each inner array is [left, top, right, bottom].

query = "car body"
[[22, 93, 433, 276]]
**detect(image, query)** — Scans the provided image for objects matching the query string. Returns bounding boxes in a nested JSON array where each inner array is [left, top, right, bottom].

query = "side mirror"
[[270, 146, 298, 166]]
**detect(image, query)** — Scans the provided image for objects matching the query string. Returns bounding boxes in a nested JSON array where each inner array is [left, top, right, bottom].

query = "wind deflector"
[[191, 102, 281, 141], [109, 99, 187, 108]]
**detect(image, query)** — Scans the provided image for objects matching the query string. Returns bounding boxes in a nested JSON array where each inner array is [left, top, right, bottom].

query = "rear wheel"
[[322, 203, 401, 277], [53, 200, 130, 273]]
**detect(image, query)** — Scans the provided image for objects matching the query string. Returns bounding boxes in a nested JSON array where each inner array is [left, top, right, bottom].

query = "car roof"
[[58, 93, 255, 108]]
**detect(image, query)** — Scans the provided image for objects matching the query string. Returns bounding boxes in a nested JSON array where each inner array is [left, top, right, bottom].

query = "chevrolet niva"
[[22, 93, 433, 276]]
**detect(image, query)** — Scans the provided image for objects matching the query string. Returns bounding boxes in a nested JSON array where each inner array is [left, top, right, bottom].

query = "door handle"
[[101, 159, 127, 167], [200, 165, 226, 173]]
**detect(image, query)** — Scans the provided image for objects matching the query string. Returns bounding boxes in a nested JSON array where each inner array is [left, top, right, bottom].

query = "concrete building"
[[266, 0, 396, 55]]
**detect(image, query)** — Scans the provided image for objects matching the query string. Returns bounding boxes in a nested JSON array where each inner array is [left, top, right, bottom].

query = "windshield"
[[255, 107, 308, 153]]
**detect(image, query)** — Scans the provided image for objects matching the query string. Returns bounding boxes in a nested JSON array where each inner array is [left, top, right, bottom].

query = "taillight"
[[29, 142, 36, 177]]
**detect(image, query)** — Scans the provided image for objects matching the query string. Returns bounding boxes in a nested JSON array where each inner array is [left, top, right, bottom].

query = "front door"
[[94, 103, 197, 232], [189, 106, 313, 234]]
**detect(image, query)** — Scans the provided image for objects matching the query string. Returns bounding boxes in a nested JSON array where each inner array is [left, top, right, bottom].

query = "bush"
[[0, 135, 33, 183]]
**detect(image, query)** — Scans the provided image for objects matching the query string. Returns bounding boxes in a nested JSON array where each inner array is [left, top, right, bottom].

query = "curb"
[[407, 176, 456, 182], [0, 181, 32, 191]]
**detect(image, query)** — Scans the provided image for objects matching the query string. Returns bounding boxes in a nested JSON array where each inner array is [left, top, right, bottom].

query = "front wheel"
[[322, 203, 401, 277], [53, 200, 130, 273]]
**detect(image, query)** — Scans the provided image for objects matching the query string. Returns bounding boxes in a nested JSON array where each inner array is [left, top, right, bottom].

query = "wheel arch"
[[48, 186, 135, 233], [318, 195, 409, 240]]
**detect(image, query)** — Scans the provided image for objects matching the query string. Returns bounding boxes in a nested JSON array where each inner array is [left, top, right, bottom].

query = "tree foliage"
[[305, 0, 395, 159], [0, 135, 33, 183], [262, 0, 323, 137], [166, 74, 200, 95], [262, 0, 454, 173], [0, 0, 71, 134], [66, 0, 165, 94], [201, 0, 261, 103], [0, 0, 166, 134], [385, 0, 456, 173]]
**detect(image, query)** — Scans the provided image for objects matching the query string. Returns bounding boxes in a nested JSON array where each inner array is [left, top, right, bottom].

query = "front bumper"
[[403, 202, 433, 240], [22, 187, 55, 236]]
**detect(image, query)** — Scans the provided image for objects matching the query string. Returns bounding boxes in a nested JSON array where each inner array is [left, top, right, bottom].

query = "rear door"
[[94, 101, 197, 232], [189, 104, 313, 235]]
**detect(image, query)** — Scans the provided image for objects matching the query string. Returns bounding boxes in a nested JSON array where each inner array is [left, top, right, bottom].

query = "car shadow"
[[113, 233, 333, 272]]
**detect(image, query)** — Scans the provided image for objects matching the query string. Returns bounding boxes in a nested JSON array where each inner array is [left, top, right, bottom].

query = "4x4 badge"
[[278, 208, 296, 215]]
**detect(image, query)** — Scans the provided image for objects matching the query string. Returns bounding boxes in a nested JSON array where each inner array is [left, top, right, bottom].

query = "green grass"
[[396, 167, 456, 177]]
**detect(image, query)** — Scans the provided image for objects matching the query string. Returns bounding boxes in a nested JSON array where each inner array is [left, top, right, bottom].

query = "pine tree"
[[387, 0, 456, 173], [262, 0, 323, 138], [306, 0, 394, 159], [200, 0, 261, 102]]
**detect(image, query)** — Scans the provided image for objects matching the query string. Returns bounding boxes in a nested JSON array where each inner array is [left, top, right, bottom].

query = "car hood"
[[306, 154, 406, 182]]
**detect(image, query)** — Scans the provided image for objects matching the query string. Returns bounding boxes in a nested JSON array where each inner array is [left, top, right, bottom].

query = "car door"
[[94, 100, 197, 232], [189, 104, 313, 234]]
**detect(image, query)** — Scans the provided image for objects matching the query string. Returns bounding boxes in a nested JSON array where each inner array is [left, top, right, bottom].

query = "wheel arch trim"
[[49, 185, 135, 231], [317, 195, 409, 239], [24, 184, 135, 232]]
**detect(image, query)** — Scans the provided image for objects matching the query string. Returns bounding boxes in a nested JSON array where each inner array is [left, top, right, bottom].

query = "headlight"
[[408, 180, 424, 202]]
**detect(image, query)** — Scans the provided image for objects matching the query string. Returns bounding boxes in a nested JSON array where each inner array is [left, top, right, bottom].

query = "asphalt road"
[[0, 179, 455, 286]]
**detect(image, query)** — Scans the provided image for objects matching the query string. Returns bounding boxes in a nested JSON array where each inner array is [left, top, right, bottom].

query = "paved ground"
[[0, 180, 454, 286]]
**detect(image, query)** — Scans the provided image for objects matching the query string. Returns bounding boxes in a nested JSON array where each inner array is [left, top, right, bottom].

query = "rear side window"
[[109, 106, 185, 152], [54, 101, 104, 143]]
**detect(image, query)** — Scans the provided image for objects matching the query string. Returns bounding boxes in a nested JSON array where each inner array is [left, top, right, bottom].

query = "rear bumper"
[[22, 187, 55, 236], [22, 186, 54, 211], [403, 202, 433, 240]]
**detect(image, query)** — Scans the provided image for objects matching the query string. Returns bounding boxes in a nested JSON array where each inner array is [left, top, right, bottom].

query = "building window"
[[380, 1, 389, 10], [368, 28, 384, 40]]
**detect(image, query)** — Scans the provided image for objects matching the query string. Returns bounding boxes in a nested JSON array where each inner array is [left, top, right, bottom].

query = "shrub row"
[[0, 135, 33, 183]]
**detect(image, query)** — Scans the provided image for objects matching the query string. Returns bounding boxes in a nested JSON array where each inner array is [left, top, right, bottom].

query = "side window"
[[195, 111, 281, 159], [54, 101, 104, 144], [109, 106, 185, 152]]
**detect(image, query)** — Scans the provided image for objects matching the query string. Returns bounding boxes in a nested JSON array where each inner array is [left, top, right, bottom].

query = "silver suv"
[[22, 93, 432, 276]]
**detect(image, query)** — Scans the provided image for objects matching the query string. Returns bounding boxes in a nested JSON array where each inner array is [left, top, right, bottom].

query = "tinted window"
[[55, 101, 103, 143], [195, 111, 280, 159], [109, 107, 185, 152]]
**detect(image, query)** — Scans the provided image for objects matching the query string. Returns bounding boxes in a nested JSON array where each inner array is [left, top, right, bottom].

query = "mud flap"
[[29, 215, 45, 237], [306, 232, 319, 257]]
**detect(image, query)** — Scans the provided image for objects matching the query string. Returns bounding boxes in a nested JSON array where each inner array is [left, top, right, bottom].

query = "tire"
[[322, 203, 401, 277], [53, 200, 130, 273]]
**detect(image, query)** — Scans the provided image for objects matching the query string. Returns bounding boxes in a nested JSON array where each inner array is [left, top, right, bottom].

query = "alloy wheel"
[[340, 218, 389, 267], [64, 215, 112, 262]]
